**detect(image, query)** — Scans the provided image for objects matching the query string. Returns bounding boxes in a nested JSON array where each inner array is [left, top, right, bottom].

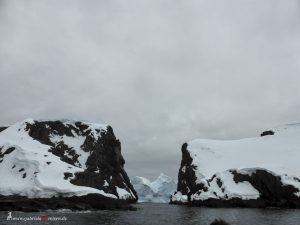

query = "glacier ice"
[[132, 173, 176, 203]]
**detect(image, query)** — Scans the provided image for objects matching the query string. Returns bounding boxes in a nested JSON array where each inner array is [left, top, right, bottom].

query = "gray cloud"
[[1, 0, 300, 180]]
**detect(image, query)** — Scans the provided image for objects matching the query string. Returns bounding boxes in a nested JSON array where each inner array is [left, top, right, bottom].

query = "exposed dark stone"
[[1, 120, 137, 211], [209, 174, 216, 182], [261, 130, 275, 136], [0, 127, 7, 133], [25, 121, 76, 146], [171, 143, 300, 208], [64, 172, 73, 180], [48, 142, 81, 166], [172, 143, 207, 204], [0, 147, 15, 159], [210, 219, 230, 225], [176, 143, 202, 195], [21, 120, 137, 206], [232, 169, 300, 208], [216, 178, 222, 188], [25, 120, 102, 168], [70, 126, 137, 201], [4, 147, 15, 154], [0, 194, 136, 212]]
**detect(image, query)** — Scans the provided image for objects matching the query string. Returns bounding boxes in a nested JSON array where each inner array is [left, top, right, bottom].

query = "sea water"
[[0, 203, 299, 225]]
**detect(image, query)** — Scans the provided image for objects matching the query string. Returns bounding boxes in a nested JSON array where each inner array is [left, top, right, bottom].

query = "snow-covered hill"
[[0, 119, 137, 211], [171, 124, 300, 207], [132, 174, 176, 203]]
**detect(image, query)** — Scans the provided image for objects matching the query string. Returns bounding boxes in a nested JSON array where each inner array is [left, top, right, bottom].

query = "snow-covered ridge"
[[132, 174, 176, 203], [0, 119, 137, 201], [171, 124, 300, 207], [188, 124, 300, 179]]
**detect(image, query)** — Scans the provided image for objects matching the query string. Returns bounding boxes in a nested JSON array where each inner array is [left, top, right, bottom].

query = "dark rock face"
[[0, 120, 137, 211], [24, 120, 137, 202], [260, 130, 274, 136], [232, 169, 300, 208], [176, 143, 204, 199], [188, 170, 300, 208], [171, 143, 300, 208], [0, 127, 7, 132], [70, 126, 137, 202]]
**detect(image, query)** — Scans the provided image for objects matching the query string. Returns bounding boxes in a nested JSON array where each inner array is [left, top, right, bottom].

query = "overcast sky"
[[1, 0, 300, 180]]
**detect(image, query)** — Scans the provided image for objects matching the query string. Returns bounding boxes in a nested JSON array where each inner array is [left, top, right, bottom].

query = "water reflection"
[[0, 203, 299, 225]]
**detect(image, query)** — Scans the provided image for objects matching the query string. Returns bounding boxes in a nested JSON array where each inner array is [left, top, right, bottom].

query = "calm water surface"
[[0, 203, 299, 225]]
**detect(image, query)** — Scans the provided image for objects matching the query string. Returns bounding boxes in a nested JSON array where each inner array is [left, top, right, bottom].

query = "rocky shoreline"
[[0, 194, 136, 212]]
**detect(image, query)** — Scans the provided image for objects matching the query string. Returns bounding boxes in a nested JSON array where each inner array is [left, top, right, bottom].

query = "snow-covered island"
[[132, 174, 176, 203], [0, 119, 138, 211], [171, 123, 300, 208]]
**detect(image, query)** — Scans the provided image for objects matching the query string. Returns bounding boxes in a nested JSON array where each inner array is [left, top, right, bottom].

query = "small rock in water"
[[210, 219, 230, 225]]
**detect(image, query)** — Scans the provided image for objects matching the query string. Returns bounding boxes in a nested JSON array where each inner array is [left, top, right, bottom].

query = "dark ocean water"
[[1, 203, 300, 225]]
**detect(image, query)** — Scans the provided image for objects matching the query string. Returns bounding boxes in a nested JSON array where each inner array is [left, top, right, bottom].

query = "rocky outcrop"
[[176, 143, 200, 197], [260, 130, 274, 136], [0, 119, 137, 211], [0, 127, 7, 132], [0, 194, 135, 211], [210, 219, 230, 225], [171, 125, 300, 208]]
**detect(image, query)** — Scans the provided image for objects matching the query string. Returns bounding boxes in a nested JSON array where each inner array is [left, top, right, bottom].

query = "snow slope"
[[132, 174, 176, 203], [188, 124, 300, 179], [172, 123, 300, 205], [0, 119, 135, 200]]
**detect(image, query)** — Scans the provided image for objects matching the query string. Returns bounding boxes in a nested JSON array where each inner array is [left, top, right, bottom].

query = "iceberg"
[[132, 173, 176, 203]]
